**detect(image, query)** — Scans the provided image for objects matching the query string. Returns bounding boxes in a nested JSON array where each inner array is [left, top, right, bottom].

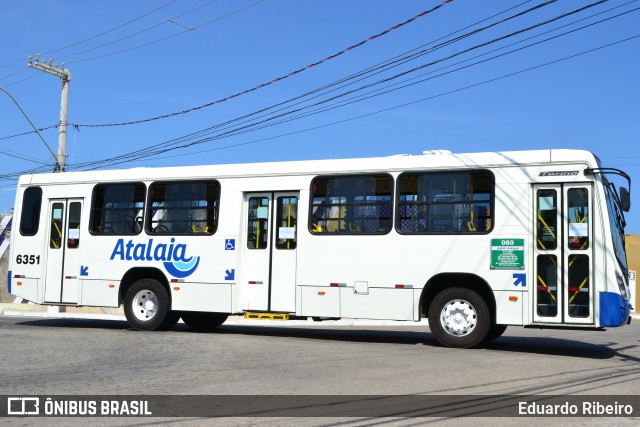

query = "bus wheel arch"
[[421, 273, 496, 348], [120, 268, 179, 331], [119, 267, 169, 305]]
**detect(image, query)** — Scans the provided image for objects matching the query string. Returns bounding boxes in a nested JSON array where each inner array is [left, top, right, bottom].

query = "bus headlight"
[[616, 271, 630, 301]]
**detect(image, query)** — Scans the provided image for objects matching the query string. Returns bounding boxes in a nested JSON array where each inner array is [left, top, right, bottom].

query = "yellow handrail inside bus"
[[537, 213, 556, 242], [287, 201, 291, 249], [537, 274, 557, 302], [568, 276, 589, 304], [50, 219, 62, 249]]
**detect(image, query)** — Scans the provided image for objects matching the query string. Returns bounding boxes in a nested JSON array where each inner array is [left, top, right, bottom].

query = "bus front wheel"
[[428, 287, 490, 348], [124, 279, 179, 331]]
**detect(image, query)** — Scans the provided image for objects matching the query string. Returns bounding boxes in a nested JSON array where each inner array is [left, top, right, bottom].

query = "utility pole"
[[28, 54, 72, 172]]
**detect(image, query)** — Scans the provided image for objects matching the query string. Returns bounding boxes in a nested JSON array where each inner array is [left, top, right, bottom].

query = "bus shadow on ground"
[[212, 325, 618, 359], [16, 317, 129, 330], [484, 336, 617, 359], [14, 318, 618, 359]]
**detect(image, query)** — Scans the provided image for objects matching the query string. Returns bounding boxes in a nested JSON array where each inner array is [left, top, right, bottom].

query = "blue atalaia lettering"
[[110, 238, 192, 262]]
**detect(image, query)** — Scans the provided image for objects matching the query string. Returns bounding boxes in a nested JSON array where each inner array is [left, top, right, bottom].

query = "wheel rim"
[[440, 299, 478, 337], [131, 289, 158, 321]]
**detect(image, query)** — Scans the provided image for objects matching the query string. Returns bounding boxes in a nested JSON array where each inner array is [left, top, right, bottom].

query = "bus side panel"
[[299, 286, 340, 317], [494, 291, 524, 324], [340, 288, 414, 320], [10, 187, 46, 304], [80, 280, 119, 307], [171, 282, 233, 312], [10, 278, 40, 303]]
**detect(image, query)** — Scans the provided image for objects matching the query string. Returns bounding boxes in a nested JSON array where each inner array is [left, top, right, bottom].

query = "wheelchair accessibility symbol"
[[225, 239, 235, 250]]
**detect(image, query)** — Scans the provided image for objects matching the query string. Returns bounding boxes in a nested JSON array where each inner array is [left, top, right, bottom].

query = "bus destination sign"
[[491, 239, 525, 269]]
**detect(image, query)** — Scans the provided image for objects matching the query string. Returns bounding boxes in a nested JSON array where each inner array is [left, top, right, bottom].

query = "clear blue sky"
[[1, 0, 639, 233]]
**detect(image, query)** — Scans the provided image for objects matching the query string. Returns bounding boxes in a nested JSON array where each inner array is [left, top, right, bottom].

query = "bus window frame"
[[395, 169, 495, 235], [145, 179, 221, 236], [89, 182, 147, 236], [19, 186, 43, 236], [308, 173, 394, 236]]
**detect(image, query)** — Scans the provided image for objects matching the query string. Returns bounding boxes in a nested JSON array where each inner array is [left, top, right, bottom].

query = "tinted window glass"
[[20, 187, 42, 236], [91, 183, 145, 235], [50, 202, 64, 249], [311, 174, 392, 234], [276, 196, 297, 249], [147, 180, 220, 235], [536, 189, 557, 250], [397, 171, 493, 233], [247, 197, 269, 249]]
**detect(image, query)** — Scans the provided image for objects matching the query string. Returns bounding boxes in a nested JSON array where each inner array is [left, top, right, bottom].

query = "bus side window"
[[147, 180, 220, 235], [397, 171, 493, 234], [19, 186, 42, 236], [90, 183, 146, 235], [310, 174, 392, 235]]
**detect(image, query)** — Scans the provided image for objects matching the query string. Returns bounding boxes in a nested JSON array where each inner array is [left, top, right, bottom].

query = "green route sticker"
[[491, 238, 524, 269]]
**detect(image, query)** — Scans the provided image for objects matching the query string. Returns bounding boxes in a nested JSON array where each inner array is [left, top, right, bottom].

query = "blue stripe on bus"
[[7, 270, 10, 294], [599, 292, 631, 327]]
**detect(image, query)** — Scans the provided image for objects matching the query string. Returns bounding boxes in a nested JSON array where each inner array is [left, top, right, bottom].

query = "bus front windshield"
[[604, 182, 628, 276]]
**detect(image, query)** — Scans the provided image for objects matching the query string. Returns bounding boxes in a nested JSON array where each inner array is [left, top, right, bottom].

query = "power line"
[[65, 0, 265, 65], [4, 30, 638, 176], [0, 73, 41, 89], [0, 125, 56, 142], [0, 0, 536, 141], [0, 87, 57, 165], [63, 0, 455, 128], [113, 34, 640, 168], [0, 147, 49, 165], [71, 17, 639, 170], [71, 0, 615, 168], [1, 1, 633, 175], [0, 0, 242, 88], [58, 0, 224, 63], [0, 0, 179, 71]]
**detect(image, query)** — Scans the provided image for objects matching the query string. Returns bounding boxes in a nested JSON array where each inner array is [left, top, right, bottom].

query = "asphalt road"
[[1, 315, 639, 425]]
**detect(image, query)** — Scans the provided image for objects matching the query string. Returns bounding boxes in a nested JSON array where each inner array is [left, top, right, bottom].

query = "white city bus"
[[7, 149, 632, 348]]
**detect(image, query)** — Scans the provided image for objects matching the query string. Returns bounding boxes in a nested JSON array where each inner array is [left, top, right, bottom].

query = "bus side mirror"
[[620, 187, 630, 212]]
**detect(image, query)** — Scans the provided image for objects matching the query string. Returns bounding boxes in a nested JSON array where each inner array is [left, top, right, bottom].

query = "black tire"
[[428, 287, 491, 348], [484, 324, 508, 343], [180, 312, 228, 331], [124, 279, 179, 331]]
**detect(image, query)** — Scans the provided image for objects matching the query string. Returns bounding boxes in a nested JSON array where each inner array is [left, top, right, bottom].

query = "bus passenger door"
[[44, 199, 83, 304], [533, 184, 594, 325], [242, 192, 298, 312]]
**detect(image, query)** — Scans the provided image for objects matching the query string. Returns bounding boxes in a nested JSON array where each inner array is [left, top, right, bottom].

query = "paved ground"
[[1, 312, 639, 426]]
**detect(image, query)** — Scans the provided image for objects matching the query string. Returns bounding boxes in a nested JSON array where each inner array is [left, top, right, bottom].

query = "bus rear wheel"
[[124, 279, 179, 331], [428, 287, 490, 348], [180, 312, 228, 331]]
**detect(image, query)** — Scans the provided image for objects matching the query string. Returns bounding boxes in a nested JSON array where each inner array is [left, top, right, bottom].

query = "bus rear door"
[[242, 192, 298, 313], [44, 199, 83, 304]]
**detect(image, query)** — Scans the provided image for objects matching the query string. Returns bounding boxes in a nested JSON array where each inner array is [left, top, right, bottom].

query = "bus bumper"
[[599, 292, 632, 327]]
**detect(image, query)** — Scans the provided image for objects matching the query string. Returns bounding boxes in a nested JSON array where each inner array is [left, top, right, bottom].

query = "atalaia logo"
[[110, 238, 200, 278]]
